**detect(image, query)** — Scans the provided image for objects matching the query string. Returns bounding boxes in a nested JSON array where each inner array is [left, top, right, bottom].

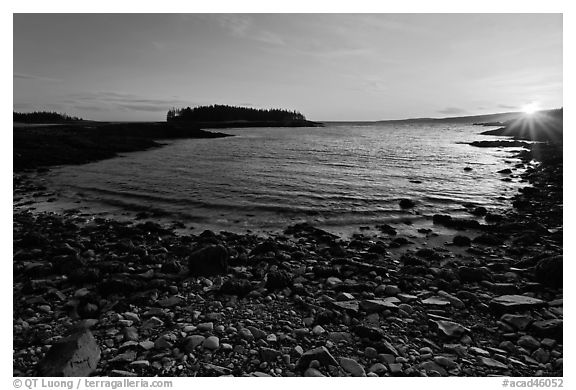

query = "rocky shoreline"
[[13, 127, 562, 377]]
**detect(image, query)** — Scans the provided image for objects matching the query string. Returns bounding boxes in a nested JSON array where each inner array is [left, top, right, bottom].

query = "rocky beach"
[[13, 116, 563, 378]]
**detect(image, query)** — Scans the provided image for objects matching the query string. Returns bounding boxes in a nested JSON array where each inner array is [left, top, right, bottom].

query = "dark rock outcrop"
[[188, 245, 229, 276], [37, 328, 100, 376]]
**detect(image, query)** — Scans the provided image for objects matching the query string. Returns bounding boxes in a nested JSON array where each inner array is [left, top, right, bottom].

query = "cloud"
[[195, 14, 285, 46], [14, 73, 61, 82], [67, 91, 192, 113], [438, 107, 469, 115]]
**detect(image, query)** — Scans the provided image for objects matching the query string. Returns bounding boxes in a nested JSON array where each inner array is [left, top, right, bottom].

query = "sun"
[[521, 102, 540, 115]]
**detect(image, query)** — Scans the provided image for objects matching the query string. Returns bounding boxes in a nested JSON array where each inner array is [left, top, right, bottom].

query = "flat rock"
[[360, 298, 400, 313], [477, 356, 508, 370], [422, 297, 451, 307], [330, 300, 359, 314], [489, 295, 546, 314], [37, 328, 100, 376]]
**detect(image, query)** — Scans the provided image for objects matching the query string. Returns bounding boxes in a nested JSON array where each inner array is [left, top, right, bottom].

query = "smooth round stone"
[[202, 336, 220, 350], [266, 334, 278, 343], [340, 357, 366, 377]]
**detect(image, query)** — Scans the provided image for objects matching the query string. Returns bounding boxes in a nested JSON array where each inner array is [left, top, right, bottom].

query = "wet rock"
[[489, 295, 546, 314], [471, 206, 487, 216], [473, 234, 504, 246], [188, 245, 229, 276], [453, 235, 471, 246], [37, 328, 100, 376], [376, 224, 397, 236], [340, 357, 366, 376], [296, 346, 339, 370], [399, 199, 416, 209]]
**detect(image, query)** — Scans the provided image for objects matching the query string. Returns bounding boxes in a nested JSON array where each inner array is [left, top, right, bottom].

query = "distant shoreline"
[[13, 120, 321, 172]]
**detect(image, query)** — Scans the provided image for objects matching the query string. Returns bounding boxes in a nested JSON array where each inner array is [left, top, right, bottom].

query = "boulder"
[[534, 255, 562, 288], [399, 199, 416, 209], [188, 245, 229, 276], [265, 270, 293, 290], [37, 328, 100, 376], [453, 235, 471, 246]]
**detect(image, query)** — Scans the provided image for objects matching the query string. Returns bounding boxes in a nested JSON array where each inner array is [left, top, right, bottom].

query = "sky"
[[13, 13, 563, 121]]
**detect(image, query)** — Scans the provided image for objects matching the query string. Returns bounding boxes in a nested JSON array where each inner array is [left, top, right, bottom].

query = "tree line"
[[167, 104, 307, 123], [14, 111, 83, 123]]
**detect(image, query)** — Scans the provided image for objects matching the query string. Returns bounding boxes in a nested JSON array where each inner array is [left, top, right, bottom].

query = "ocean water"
[[35, 123, 527, 235]]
